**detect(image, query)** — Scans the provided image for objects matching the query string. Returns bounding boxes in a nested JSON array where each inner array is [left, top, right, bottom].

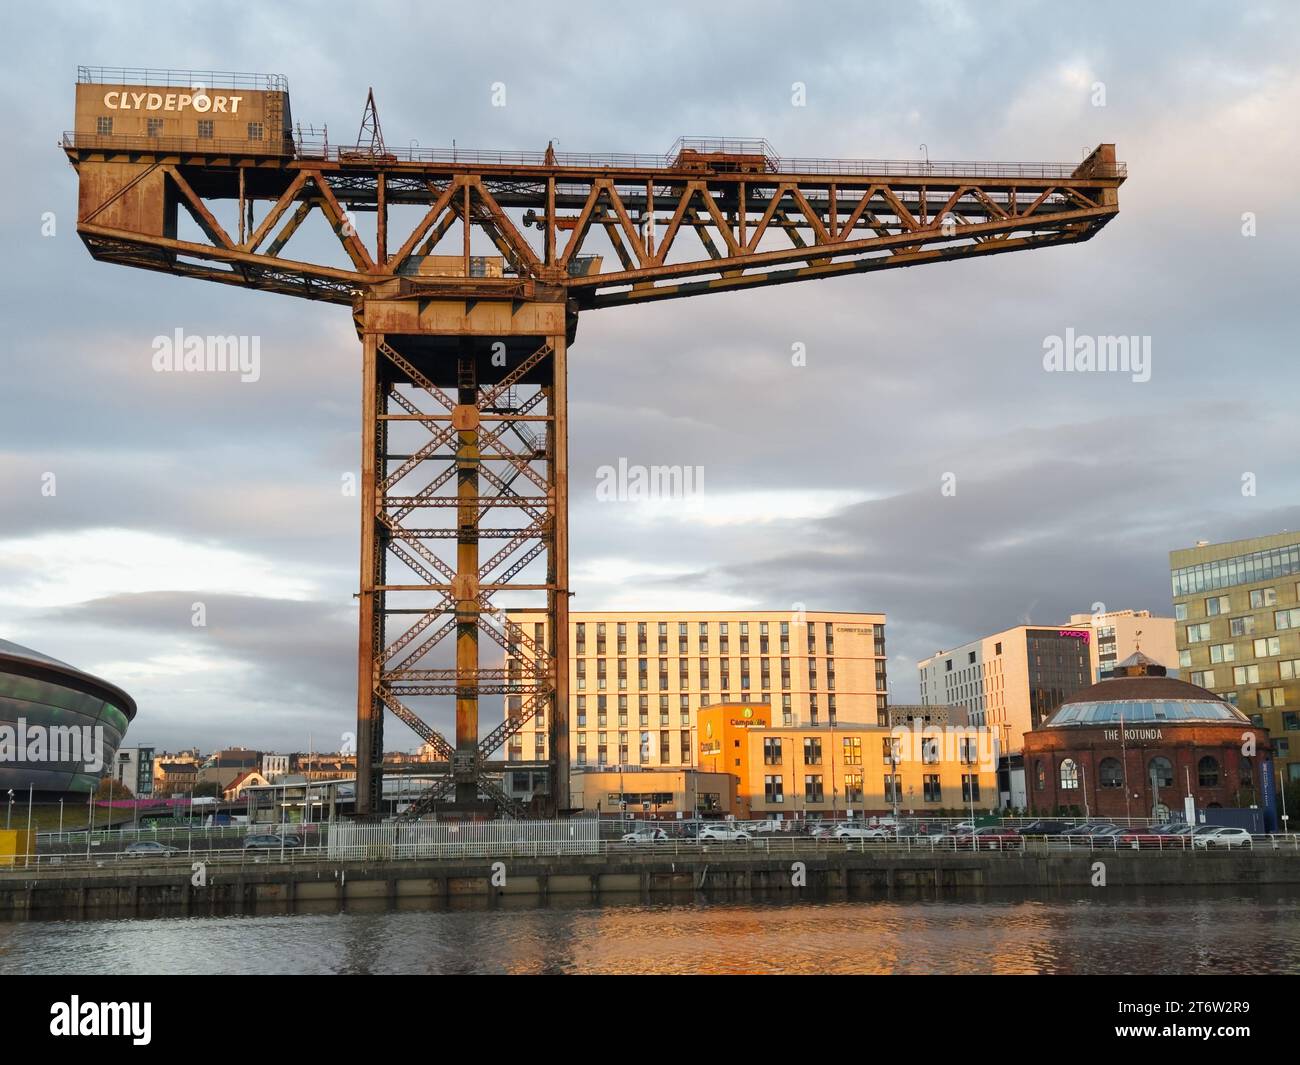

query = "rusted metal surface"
[[64, 72, 1123, 817]]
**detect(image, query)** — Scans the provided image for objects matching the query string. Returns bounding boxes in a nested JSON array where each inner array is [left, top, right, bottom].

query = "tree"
[[96, 777, 132, 799], [192, 780, 224, 799]]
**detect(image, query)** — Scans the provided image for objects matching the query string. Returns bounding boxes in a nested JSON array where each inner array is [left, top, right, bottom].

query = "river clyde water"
[[3, 887, 1299, 974]]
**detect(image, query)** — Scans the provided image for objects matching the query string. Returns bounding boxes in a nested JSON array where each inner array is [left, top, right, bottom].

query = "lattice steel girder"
[[355, 295, 569, 817], [65, 140, 1122, 311]]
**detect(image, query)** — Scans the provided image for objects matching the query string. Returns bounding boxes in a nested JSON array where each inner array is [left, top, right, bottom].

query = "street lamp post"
[[890, 742, 901, 826]]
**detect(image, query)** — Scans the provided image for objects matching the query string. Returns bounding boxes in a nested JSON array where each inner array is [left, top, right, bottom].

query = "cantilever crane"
[[63, 68, 1124, 817]]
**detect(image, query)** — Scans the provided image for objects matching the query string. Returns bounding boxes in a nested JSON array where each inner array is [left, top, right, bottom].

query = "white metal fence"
[[326, 819, 601, 860]]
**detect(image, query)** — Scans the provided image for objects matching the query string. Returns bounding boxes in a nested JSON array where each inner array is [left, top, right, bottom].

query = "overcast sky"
[[2, 0, 1297, 754]]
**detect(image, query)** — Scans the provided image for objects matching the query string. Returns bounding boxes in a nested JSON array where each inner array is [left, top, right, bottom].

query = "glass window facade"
[[1172, 543, 1300, 597]]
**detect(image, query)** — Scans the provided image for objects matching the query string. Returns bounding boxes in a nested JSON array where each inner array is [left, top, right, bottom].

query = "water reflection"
[[1, 888, 1298, 975]]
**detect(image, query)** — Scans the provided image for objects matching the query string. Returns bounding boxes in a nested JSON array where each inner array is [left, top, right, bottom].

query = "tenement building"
[[1022, 652, 1273, 821], [1171, 532, 1300, 784]]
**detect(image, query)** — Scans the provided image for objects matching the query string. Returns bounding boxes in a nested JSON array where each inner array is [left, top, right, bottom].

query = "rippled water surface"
[[3, 889, 1298, 974]]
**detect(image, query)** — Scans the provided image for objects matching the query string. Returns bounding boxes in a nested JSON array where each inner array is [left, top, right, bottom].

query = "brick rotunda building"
[[1023, 651, 1272, 820]]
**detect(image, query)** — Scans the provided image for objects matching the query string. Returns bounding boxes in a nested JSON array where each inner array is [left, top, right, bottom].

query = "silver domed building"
[[0, 639, 137, 796]]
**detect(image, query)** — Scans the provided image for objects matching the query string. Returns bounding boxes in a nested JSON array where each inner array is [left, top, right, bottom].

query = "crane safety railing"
[[63, 123, 1124, 181], [286, 133, 1123, 179], [321, 146, 1117, 179], [77, 66, 288, 91]]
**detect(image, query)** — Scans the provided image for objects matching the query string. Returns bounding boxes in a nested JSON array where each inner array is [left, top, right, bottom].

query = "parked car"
[[1061, 822, 1118, 838], [1120, 824, 1193, 849], [950, 821, 976, 834], [952, 826, 1023, 850], [698, 824, 752, 842], [243, 833, 303, 850], [123, 841, 182, 857], [621, 827, 668, 844], [1015, 820, 1074, 836], [1192, 826, 1254, 849], [833, 823, 892, 841]]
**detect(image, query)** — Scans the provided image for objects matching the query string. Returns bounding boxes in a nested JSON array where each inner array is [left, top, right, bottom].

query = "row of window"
[[1041, 755, 1242, 791], [574, 730, 692, 766], [569, 661, 884, 694], [563, 620, 885, 659], [761, 774, 980, 805], [1184, 612, 1300, 644], [94, 117, 264, 140], [1171, 545, 1300, 597]]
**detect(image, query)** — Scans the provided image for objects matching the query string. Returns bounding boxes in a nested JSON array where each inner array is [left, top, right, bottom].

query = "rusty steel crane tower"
[[63, 66, 1124, 818]]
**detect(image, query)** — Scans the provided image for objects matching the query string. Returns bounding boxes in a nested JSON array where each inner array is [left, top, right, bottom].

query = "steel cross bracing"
[[64, 97, 1123, 818], [355, 321, 568, 815], [63, 138, 1124, 310]]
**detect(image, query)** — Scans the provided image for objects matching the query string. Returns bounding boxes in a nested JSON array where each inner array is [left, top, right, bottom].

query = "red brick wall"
[[1023, 724, 1270, 817]]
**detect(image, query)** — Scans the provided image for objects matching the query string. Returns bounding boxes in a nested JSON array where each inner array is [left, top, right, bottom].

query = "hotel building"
[[501, 610, 888, 793], [699, 702, 998, 819], [1171, 532, 1300, 783]]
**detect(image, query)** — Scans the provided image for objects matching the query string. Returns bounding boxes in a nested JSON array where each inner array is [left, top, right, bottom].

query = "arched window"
[[1240, 760, 1253, 785], [1148, 756, 1174, 789], [1098, 757, 1124, 789], [1059, 758, 1079, 790], [1198, 756, 1220, 787], [1035, 761, 1046, 791]]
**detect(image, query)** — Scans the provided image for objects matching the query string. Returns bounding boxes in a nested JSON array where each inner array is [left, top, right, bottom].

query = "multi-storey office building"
[[917, 609, 1175, 754], [1171, 532, 1300, 783], [502, 610, 888, 787]]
